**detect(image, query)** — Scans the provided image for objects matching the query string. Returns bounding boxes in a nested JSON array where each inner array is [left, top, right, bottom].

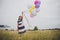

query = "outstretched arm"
[[22, 11, 24, 23], [22, 11, 24, 19]]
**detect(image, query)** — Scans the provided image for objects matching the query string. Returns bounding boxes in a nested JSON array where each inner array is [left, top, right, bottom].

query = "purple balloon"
[[36, 8, 40, 12], [35, 5, 40, 8]]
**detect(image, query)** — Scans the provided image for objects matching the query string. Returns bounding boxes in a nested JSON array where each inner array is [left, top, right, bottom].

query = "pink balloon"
[[30, 14, 34, 17], [35, 0, 38, 1], [34, 0, 41, 5]]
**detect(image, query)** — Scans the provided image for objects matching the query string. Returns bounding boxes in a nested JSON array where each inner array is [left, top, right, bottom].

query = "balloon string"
[[23, 12, 32, 28]]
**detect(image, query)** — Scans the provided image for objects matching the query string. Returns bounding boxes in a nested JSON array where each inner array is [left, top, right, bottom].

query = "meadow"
[[0, 30, 60, 40]]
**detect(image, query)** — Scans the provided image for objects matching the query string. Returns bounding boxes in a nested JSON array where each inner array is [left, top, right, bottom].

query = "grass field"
[[0, 30, 60, 40]]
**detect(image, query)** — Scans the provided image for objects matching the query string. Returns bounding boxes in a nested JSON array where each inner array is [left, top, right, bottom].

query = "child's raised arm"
[[22, 11, 24, 19]]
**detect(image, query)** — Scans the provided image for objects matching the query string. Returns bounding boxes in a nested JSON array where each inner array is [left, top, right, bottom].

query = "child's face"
[[19, 16, 22, 20]]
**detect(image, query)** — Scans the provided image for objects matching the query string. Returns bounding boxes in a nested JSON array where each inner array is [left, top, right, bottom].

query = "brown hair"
[[18, 16, 23, 21]]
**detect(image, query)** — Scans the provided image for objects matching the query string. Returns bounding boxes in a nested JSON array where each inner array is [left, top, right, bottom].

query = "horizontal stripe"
[[18, 24, 24, 27], [17, 20, 22, 22], [18, 28, 26, 32], [18, 22, 22, 24], [18, 26, 25, 30], [18, 23, 22, 25]]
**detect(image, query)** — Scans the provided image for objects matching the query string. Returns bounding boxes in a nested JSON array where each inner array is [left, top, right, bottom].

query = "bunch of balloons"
[[34, 0, 41, 8], [28, 0, 41, 17], [34, 0, 41, 12]]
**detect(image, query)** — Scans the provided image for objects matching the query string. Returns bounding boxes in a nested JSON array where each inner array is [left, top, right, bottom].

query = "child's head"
[[18, 16, 23, 20]]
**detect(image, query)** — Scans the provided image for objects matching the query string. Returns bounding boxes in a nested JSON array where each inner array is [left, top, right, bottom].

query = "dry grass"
[[0, 30, 60, 40]]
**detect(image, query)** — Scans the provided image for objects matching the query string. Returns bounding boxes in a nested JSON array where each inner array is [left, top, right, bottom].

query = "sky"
[[0, 0, 60, 30]]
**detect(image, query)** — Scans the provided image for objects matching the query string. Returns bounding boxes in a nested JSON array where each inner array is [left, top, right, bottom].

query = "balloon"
[[36, 8, 40, 12], [34, 0, 41, 5], [31, 5, 35, 9], [30, 9, 37, 17], [28, 0, 41, 17], [35, 5, 40, 8], [30, 14, 34, 17], [29, 9, 32, 14], [35, 4, 40, 6], [32, 9, 37, 16], [34, 0, 41, 8], [29, 5, 35, 14], [29, 8, 34, 14]]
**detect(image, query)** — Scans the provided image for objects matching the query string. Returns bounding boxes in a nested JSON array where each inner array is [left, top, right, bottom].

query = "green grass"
[[0, 30, 60, 40]]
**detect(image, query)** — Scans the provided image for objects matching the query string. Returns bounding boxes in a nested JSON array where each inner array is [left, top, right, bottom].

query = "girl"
[[17, 12, 26, 34]]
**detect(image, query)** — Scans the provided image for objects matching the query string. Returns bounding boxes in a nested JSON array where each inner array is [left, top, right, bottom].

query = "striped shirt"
[[17, 20, 26, 34]]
